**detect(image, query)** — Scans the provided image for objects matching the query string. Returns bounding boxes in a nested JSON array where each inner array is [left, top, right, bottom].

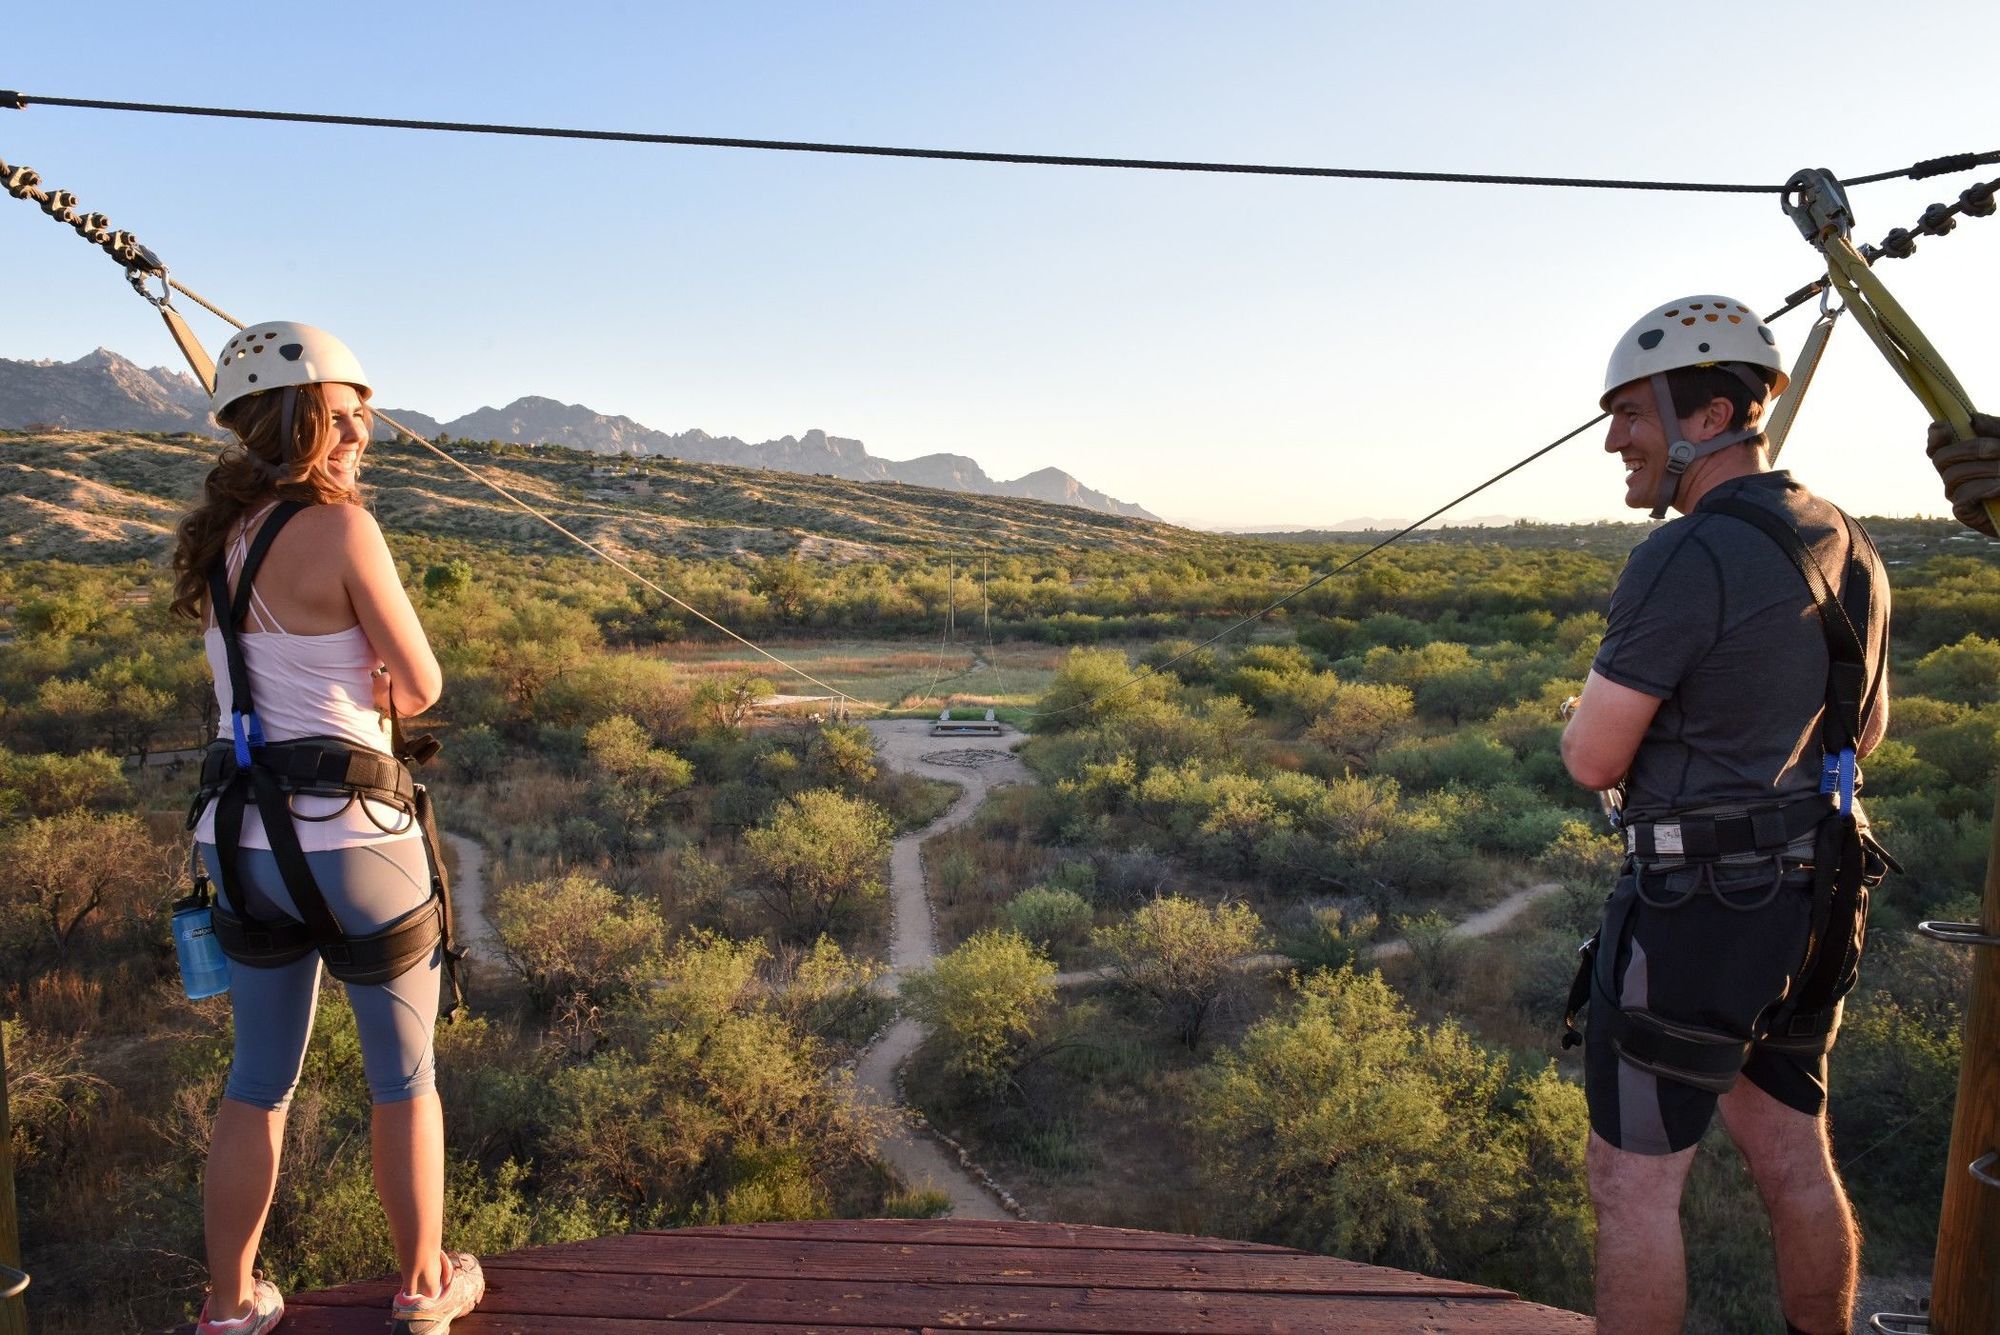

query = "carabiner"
[[127, 261, 173, 309]]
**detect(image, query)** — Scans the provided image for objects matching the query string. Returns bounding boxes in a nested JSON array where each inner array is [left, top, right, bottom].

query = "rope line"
[[6, 91, 1989, 194], [1025, 264, 1911, 723], [368, 406, 886, 711], [1027, 414, 1609, 721]]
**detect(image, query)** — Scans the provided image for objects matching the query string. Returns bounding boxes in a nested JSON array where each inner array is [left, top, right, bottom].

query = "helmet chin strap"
[[277, 385, 299, 473], [1646, 367, 1771, 519]]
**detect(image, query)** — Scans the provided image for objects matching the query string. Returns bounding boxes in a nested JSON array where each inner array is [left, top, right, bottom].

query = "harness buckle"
[[1819, 747, 1857, 817], [1782, 168, 1855, 246]]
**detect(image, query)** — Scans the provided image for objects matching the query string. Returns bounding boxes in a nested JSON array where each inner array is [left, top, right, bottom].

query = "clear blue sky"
[[4, 2, 1995, 528]]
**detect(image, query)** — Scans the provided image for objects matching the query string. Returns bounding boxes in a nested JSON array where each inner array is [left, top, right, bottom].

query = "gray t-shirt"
[[1592, 471, 1890, 825]]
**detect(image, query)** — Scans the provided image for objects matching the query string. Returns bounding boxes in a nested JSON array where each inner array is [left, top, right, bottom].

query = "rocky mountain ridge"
[[0, 349, 1155, 519]]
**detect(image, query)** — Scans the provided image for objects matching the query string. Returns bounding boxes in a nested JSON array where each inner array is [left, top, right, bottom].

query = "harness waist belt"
[[190, 735, 414, 826], [1623, 795, 1833, 861]]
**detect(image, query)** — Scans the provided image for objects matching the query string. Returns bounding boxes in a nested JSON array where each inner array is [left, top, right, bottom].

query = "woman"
[[171, 322, 482, 1335]]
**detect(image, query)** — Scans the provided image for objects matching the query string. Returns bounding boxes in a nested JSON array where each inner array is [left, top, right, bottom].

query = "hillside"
[[0, 428, 1210, 565], [0, 349, 1157, 520]]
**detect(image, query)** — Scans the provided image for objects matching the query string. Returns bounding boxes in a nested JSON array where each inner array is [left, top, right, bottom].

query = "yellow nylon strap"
[[1815, 231, 1998, 529], [158, 302, 215, 396], [1765, 308, 1838, 465]]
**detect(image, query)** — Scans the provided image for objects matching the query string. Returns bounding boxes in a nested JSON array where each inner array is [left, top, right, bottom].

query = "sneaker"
[[196, 1275, 284, 1334], [391, 1251, 485, 1335]]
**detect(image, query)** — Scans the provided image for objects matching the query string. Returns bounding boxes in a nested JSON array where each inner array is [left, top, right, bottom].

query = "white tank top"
[[194, 504, 419, 851]]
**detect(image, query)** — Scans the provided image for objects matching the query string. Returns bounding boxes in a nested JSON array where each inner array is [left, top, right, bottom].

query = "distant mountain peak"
[[0, 348, 1157, 520]]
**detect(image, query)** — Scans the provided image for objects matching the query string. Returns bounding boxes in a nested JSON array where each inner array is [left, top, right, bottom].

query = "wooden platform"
[[177, 1218, 1592, 1332]]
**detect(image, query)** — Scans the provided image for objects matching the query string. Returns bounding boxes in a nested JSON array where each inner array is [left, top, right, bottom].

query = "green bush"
[[1093, 896, 1265, 1046], [493, 873, 667, 1010], [1000, 885, 1094, 952], [902, 930, 1055, 1094]]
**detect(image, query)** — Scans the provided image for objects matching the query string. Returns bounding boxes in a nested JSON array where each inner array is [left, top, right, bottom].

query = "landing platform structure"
[[169, 1217, 1591, 1332]]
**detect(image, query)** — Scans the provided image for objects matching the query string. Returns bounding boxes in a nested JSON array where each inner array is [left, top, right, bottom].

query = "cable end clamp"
[[1782, 167, 1854, 245]]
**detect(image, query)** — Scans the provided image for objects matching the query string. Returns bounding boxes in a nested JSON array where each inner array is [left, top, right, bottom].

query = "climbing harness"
[[1560, 495, 1897, 1087], [187, 500, 466, 1014]]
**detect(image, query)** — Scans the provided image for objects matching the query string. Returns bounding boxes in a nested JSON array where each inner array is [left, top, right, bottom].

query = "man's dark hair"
[[1663, 364, 1777, 433]]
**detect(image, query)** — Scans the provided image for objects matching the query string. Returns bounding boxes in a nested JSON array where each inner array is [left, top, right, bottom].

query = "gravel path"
[[441, 830, 505, 988], [850, 720, 1031, 1220], [1048, 880, 1564, 987]]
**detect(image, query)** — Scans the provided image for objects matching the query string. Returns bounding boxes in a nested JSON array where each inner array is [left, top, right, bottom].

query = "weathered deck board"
[[656, 1220, 1300, 1252], [170, 1218, 1592, 1332], [478, 1231, 1517, 1298]]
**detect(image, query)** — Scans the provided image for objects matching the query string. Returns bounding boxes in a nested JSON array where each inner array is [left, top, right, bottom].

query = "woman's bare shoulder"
[[286, 501, 385, 545]]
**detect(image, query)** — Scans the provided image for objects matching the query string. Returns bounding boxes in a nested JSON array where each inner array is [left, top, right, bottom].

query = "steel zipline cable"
[[2, 139, 1995, 724], [1026, 178, 1999, 722], [3, 89, 1994, 194]]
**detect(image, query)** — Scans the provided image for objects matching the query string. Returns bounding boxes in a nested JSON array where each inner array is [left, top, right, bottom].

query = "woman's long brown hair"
[[169, 383, 366, 621]]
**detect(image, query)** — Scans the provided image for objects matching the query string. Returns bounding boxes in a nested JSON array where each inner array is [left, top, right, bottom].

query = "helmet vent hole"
[[279, 344, 304, 362], [1705, 313, 1719, 322], [1759, 327, 1777, 345], [1690, 302, 1705, 310], [247, 374, 258, 384], [1698, 342, 1711, 353], [1682, 317, 1697, 326], [252, 344, 264, 354], [1727, 315, 1742, 324], [1664, 309, 1680, 318], [1637, 329, 1665, 350]]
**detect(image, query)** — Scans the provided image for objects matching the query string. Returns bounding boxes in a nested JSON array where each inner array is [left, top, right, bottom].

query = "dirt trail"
[[1050, 880, 1564, 987], [851, 720, 1030, 1221], [441, 831, 505, 986]]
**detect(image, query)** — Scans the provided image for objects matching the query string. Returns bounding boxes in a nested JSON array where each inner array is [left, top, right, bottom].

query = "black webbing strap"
[[207, 502, 348, 944], [1702, 497, 1876, 754], [1703, 496, 1886, 1025]]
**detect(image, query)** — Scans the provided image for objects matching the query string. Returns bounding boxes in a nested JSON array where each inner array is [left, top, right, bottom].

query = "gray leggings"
[[197, 839, 441, 1112]]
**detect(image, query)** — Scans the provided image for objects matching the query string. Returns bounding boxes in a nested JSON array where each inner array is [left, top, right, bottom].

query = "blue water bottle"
[[172, 881, 231, 1000]]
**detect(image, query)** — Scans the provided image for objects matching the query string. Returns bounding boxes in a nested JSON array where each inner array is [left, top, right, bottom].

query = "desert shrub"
[[1904, 632, 2000, 706], [449, 724, 506, 783], [1304, 681, 1415, 767], [1000, 886, 1094, 953], [493, 873, 667, 1011], [1190, 966, 1527, 1275], [586, 714, 694, 848], [902, 930, 1055, 1095], [1395, 909, 1465, 996], [769, 936, 892, 1048], [1375, 731, 1517, 791], [1033, 647, 1173, 731], [1273, 902, 1380, 973], [4, 1020, 107, 1171], [740, 788, 892, 943], [0, 746, 130, 820], [0, 809, 171, 973], [1093, 896, 1265, 1046]]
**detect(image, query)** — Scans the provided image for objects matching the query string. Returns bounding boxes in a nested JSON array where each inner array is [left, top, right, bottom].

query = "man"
[[1561, 295, 1892, 1335]]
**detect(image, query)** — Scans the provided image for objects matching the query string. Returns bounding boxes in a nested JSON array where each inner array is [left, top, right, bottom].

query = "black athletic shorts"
[[1583, 860, 1863, 1156]]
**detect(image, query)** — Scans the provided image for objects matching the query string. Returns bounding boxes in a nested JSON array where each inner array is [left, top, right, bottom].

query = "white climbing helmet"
[[1601, 295, 1788, 409], [211, 321, 371, 419]]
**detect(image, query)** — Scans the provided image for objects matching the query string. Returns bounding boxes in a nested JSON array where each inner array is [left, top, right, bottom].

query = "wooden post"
[[0, 1024, 27, 1335], [1930, 784, 2000, 1333]]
